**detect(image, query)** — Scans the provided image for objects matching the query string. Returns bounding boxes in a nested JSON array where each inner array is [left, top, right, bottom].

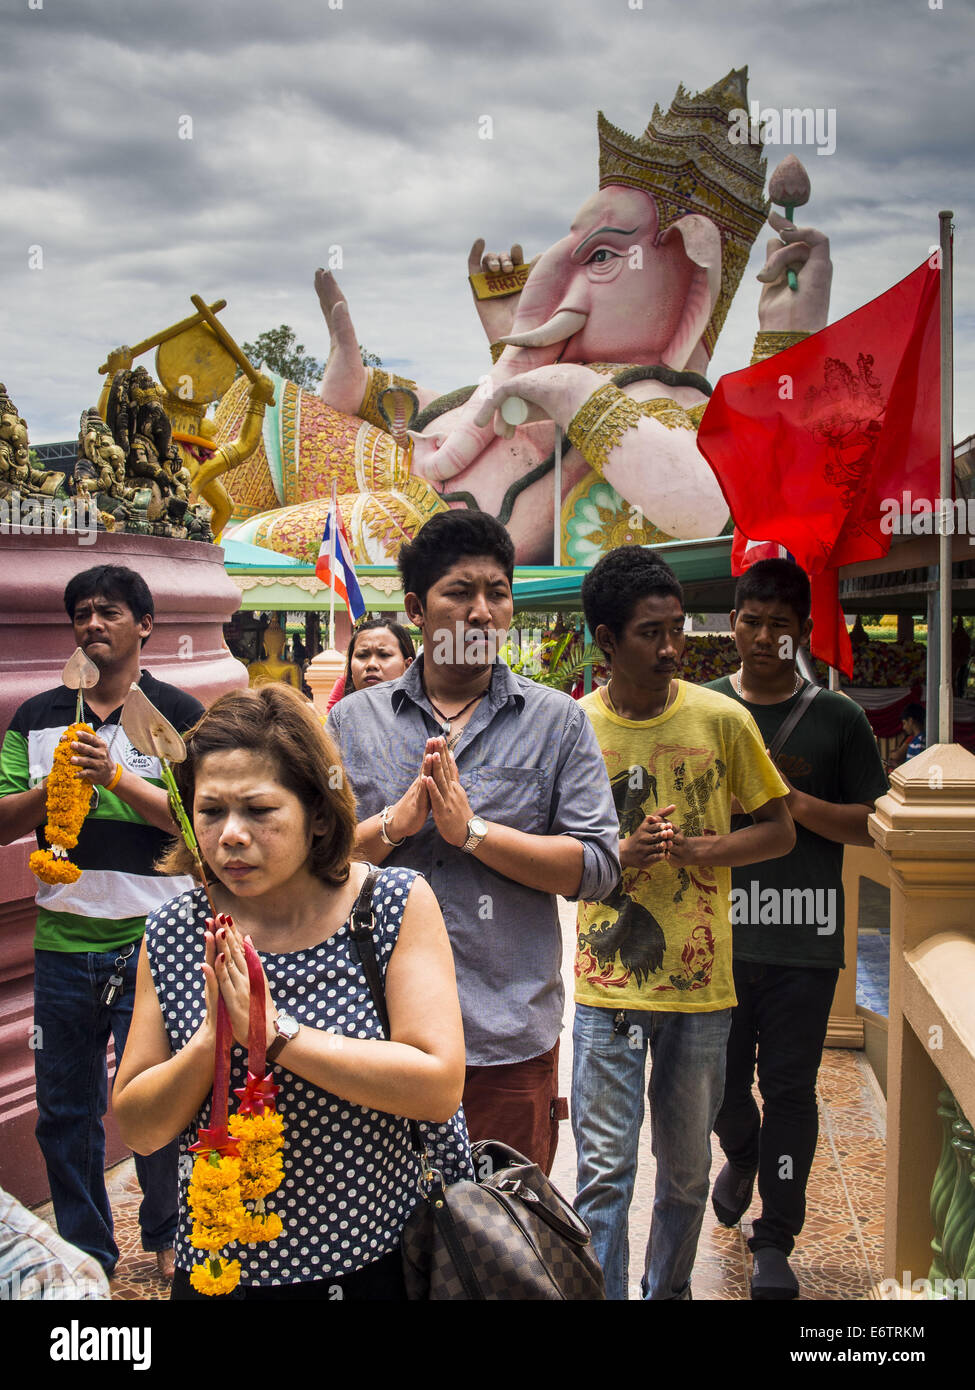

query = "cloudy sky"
[[3, 0, 972, 445]]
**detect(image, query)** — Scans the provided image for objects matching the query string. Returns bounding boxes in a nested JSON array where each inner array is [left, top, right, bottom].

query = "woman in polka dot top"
[[114, 684, 472, 1300]]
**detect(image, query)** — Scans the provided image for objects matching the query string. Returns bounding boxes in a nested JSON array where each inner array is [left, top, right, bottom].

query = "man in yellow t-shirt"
[[573, 546, 794, 1300]]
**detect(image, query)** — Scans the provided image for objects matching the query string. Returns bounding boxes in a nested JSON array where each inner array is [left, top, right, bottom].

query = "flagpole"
[[938, 211, 954, 744], [328, 478, 338, 652]]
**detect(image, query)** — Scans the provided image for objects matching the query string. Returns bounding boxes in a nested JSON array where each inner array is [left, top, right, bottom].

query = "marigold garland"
[[189, 1258, 242, 1297], [187, 1153, 247, 1251], [187, 1116, 287, 1288], [29, 723, 94, 886], [187, 988, 287, 1291], [230, 1112, 286, 1201], [236, 1207, 284, 1246], [28, 849, 83, 885]]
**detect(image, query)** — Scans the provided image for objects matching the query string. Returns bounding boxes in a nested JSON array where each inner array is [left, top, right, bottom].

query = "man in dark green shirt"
[[704, 559, 888, 1299]]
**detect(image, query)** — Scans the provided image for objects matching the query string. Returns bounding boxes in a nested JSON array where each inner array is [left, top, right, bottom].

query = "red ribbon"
[[190, 995, 240, 1156], [234, 938, 279, 1116]]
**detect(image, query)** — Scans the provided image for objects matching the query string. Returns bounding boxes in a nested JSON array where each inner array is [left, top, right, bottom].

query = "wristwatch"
[[267, 1011, 300, 1064], [462, 816, 488, 854]]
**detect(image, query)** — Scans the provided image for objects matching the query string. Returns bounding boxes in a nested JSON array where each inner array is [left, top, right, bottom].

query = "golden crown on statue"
[[598, 66, 769, 355]]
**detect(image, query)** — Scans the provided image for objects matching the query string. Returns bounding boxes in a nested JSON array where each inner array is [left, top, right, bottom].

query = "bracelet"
[[750, 330, 810, 365], [379, 805, 405, 848], [105, 762, 123, 791], [566, 384, 697, 477]]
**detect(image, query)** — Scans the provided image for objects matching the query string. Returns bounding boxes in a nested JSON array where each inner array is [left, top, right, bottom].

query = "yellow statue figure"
[[97, 296, 274, 540], [247, 616, 303, 689], [212, 366, 447, 565]]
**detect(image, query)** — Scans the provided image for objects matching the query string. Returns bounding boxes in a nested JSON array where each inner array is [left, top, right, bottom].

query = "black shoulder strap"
[[347, 867, 423, 1154], [349, 868, 388, 1035], [767, 681, 820, 762]]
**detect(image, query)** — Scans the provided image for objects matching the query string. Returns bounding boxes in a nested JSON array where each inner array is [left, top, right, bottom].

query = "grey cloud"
[[3, 0, 972, 443]]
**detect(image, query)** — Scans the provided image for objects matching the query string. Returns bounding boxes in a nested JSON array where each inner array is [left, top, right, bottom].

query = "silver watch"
[[267, 1011, 300, 1063], [462, 816, 488, 854]]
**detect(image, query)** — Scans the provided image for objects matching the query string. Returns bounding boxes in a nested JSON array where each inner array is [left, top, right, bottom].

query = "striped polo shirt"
[[0, 671, 204, 952]]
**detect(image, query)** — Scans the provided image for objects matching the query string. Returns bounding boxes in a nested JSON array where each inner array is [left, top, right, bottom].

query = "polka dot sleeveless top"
[[145, 865, 473, 1286]]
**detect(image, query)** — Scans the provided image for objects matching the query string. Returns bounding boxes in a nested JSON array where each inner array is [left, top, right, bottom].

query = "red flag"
[[808, 568, 853, 679], [698, 260, 940, 674]]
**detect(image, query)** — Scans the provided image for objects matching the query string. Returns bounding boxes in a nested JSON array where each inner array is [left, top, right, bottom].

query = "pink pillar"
[[0, 532, 247, 1205]]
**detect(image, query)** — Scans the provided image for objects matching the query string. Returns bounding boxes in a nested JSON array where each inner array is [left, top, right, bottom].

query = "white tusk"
[[498, 309, 587, 349]]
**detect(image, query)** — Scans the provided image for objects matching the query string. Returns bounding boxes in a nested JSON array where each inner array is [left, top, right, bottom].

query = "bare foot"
[[155, 1247, 175, 1282]]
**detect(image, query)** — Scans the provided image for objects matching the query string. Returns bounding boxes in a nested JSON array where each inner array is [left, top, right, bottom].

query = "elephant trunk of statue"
[[407, 338, 573, 484]]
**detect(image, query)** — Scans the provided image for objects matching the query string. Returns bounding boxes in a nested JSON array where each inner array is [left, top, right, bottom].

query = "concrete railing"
[[868, 742, 975, 1298]]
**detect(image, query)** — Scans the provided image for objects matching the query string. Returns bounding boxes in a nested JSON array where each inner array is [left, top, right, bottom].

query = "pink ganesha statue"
[[219, 68, 831, 566]]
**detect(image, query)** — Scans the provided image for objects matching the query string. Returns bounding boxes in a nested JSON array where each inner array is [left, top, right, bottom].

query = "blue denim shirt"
[[328, 657, 620, 1066]]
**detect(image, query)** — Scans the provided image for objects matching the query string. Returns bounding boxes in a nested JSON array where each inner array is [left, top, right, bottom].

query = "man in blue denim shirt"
[[328, 512, 620, 1172]]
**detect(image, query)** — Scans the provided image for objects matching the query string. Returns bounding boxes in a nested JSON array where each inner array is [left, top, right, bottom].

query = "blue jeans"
[[571, 1003, 731, 1300], [33, 946, 178, 1276]]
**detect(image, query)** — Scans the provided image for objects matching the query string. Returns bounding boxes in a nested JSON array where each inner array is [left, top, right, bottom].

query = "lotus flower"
[[769, 154, 811, 212], [768, 155, 811, 292]]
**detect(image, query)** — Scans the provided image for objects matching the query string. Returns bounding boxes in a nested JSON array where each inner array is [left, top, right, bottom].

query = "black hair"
[[734, 559, 811, 626], [581, 546, 683, 657], [341, 619, 416, 696], [903, 702, 925, 725], [63, 565, 154, 647], [397, 511, 514, 606]]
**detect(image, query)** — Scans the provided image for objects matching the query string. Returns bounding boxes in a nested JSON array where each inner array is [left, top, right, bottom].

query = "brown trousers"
[[462, 1040, 567, 1176]]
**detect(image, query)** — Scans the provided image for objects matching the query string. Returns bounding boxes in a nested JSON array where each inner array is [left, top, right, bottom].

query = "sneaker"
[[750, 1246, 799, 1300], [711, 1160, 756, 1226]]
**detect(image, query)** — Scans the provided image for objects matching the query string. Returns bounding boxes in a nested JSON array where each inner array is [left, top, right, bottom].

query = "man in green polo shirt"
[[0, 564, 203, 1281]]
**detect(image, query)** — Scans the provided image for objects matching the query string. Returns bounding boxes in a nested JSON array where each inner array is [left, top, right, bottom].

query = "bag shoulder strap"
[[767, 681, 820, 762], [348, 866, 423, 1154], [349, 867, 388, 1034]]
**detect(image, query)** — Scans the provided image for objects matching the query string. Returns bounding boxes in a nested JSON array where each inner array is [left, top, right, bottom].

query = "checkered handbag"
[[348, 870, 606, 1301], [400, 1140, 606, 1301]]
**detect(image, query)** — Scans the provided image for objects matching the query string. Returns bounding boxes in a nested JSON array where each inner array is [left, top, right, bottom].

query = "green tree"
[[239, 325, 382, 388], [239, 326, 323, 391]]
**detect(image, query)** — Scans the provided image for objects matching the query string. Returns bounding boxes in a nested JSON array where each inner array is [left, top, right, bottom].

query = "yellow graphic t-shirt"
[[575, 682, 788, 1013]]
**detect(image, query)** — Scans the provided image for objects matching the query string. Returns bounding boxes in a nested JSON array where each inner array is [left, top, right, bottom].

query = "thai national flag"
[[315, 499, 365, 620]]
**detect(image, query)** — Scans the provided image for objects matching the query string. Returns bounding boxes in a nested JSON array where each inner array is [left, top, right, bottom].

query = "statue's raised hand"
[[757, 210, 831, 334], [104, 346, 134, 376], [315, 268, 367, 416], [468, 238, 534, 347]]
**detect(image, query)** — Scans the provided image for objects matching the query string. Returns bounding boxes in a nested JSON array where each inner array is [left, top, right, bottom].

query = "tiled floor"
[[31, 900, 887, 1302]]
